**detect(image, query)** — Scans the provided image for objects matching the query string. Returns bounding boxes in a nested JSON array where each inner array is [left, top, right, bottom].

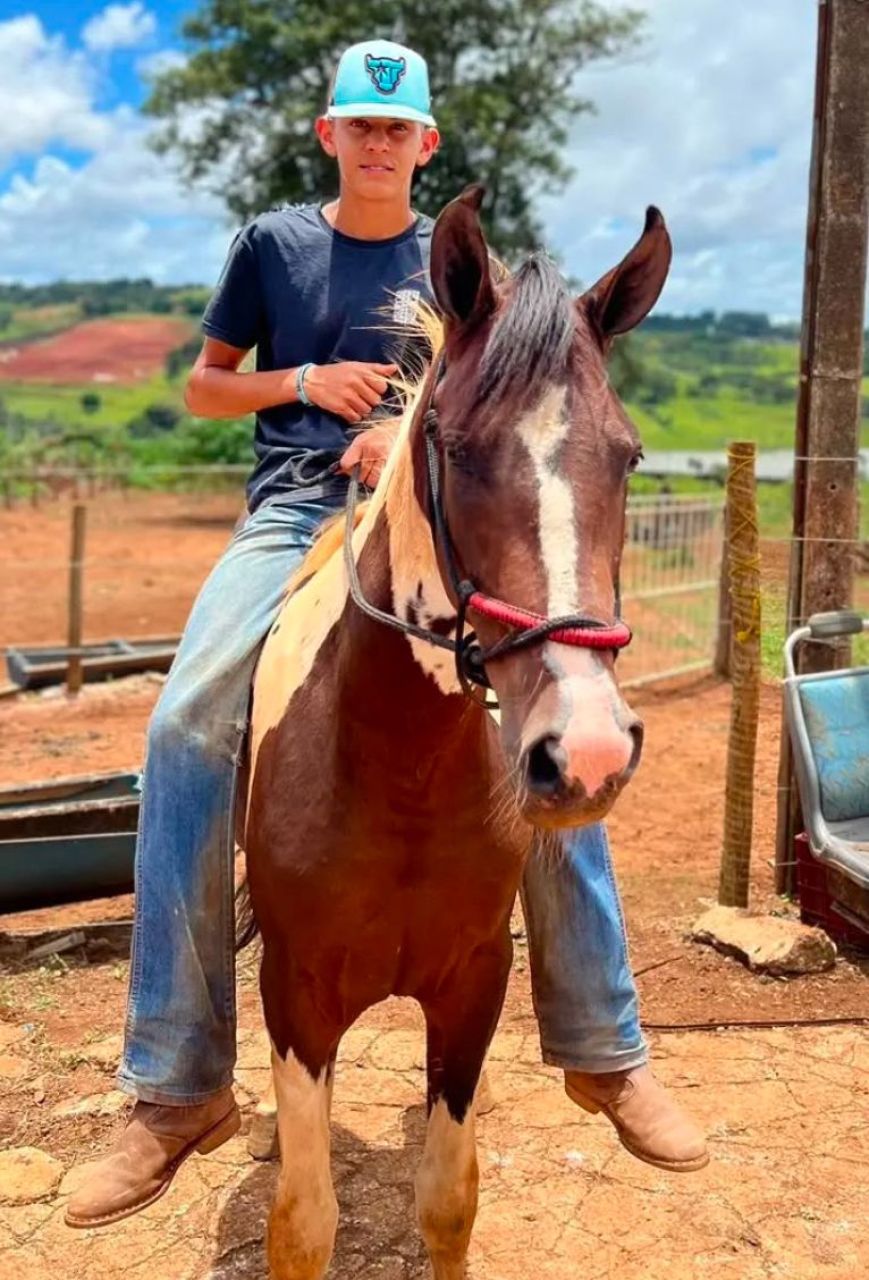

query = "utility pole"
[[775, 0, 869, 894]]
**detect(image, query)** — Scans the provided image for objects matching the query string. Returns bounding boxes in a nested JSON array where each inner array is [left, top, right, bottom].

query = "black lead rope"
[[286, 449, 344, 489], [343, 464, 458, 658], [341, 419, 500, 708], [421, 411, 499, 703], [343, 457, 496, 707]]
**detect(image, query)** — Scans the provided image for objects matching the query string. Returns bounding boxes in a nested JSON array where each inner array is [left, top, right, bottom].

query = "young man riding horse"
[[66, 38, 707, 1237]]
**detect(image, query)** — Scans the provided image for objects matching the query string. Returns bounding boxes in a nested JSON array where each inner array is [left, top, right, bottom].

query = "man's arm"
[[184, 337, 398, 424], [184, 337, 296, 419]]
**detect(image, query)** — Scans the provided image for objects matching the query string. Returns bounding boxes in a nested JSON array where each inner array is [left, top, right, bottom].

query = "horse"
[[242, 186, 672, 1280]]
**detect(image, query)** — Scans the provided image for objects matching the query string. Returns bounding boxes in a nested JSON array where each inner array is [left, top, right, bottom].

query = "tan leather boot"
[[65, 1088, 240, 1228], [564, 1065, 709, 1172]]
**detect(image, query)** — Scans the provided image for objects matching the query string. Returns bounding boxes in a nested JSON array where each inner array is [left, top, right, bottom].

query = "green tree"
[[128, 402, 183, 438], [165, 334, 203, 380], [635, 366, 676, 407], [609, 336, 645, 401], [145, 0, 642, 257]]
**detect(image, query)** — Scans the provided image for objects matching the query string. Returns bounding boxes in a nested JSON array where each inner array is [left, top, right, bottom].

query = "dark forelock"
[[476, 255, 577, 406]]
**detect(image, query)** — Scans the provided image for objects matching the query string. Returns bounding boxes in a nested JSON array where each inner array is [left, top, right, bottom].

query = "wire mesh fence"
[[619, 493, 726, 687], [3, 469, 729, 685]]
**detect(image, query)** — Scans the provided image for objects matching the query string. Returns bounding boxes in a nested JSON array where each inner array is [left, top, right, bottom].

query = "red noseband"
[[467, 593, 632, 651]]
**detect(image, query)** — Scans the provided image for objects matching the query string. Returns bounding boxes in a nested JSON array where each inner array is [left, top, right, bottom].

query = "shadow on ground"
[[211, 1106, 431, 1280]]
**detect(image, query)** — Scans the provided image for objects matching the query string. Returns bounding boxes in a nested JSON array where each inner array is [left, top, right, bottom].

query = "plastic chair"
[[783, 610, 869, 891]]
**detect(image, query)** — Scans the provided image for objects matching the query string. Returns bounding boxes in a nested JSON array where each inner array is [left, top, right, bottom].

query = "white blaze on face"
[[517, 384, 636, 796], [516, 384, 577, 617]]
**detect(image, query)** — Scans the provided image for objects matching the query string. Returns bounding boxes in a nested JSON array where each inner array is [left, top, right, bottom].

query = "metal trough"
[[4, 637, 178, 691], [0, 772, 139, 911]]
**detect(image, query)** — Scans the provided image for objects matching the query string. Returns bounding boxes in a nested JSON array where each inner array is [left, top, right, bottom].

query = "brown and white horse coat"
[[244, 188, 672, 1279]]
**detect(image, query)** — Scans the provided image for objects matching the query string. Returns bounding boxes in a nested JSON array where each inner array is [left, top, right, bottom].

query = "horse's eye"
[[627, 450, 644, 474], [445, 440, 477, 476]]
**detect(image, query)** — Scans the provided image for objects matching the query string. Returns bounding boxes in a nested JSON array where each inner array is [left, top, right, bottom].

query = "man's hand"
[[339, 422, 399, 489], [304, 361, 398, 424]]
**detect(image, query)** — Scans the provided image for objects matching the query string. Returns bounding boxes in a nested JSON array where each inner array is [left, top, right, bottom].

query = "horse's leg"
[[249, 1041, 338, 1162], [248, 1077, 279, 1160], [267, 1044, 338, 1280], [416, 948, 510, 1280], [474, 1067, 495, 1117]]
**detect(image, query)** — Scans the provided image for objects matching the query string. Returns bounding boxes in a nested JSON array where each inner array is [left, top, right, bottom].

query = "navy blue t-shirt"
[[201, 204, 434, 511]]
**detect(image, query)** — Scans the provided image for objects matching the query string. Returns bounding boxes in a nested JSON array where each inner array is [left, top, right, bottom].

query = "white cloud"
[[0, 16, 108, 162], [82, 2, 156, 54], [137, 48, 186, 80], [0, 15, 230, 285], [544, 0, 824, 315], [0, 108, 230, 284], [0, 1, 863, 316]]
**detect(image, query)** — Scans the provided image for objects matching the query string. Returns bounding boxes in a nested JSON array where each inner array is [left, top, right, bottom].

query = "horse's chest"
[[256, 822, 526, 1002]]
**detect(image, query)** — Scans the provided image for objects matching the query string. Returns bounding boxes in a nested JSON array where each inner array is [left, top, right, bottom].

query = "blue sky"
[[0, 1, 845, 316]]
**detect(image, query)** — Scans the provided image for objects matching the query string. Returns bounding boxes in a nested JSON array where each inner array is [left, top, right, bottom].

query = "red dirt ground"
[[2, 488, 868, 1028], [0, 318, 193, 384], [0, 490, 867, 1279], [0, 491, 242, 647]]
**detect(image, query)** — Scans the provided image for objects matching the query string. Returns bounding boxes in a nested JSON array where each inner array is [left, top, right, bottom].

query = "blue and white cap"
[[327, 40, 436, 128]]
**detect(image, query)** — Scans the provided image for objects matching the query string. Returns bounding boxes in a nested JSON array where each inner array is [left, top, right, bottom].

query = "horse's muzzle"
[[518, 718, 643, 828]]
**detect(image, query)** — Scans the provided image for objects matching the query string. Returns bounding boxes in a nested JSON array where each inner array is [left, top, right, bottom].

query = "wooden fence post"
[[776, 0, 869, 895], [713, 501, 732, 678], [718, 443, 762, 908], [66, 504, 87, 696]]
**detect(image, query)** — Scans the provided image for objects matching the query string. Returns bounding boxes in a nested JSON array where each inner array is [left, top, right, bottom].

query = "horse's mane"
[[284, 302, 445, 597]]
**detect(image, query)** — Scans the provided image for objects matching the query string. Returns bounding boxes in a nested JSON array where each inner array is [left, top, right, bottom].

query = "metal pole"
[[66, 504, 87, 696], [775, 0, 869, 894], [719, 444, 761, 908]]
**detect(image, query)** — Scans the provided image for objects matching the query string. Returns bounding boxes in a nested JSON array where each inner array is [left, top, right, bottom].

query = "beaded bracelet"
[[296, 362, 315, 406]]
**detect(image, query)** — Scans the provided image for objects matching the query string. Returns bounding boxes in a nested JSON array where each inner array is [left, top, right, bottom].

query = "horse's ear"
[[581, 207, 672, 341], [430, 185, 496, 328]]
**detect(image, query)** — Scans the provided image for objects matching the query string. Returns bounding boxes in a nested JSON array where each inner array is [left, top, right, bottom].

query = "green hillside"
[[620, 322, 869, 452], [1, 284, 867, 479]]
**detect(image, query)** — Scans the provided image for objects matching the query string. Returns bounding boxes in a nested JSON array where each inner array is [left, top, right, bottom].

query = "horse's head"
[[423, 186, 672, 829]]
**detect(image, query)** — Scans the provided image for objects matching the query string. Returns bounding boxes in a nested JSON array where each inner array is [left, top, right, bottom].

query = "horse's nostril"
[[627, 721, 644, 772], [525, 735, 567, 798]]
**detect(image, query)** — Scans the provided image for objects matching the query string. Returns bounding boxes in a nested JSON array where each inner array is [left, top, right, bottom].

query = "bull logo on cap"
[[365, 54, 407, 95]]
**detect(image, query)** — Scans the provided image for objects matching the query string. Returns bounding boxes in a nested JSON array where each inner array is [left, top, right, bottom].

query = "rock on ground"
[[0, 1053, 29, 1082], [0, 1147, 64, 1204], [80, 1034, 123, 1071], [692, 905, 837, 974], [51, 1091, 129, 1120], [0, 1023, 28, 1049]]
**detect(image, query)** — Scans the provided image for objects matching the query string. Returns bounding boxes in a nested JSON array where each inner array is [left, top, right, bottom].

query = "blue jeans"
[[119, 500, 646, 1103]]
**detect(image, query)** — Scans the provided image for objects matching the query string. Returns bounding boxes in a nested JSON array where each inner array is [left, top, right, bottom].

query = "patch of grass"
[[627, 390, 798, 451], [625, 330, 869, 451], [0, 303, 83, 342], [761, 585, 789, 681], [0, 373, 185, 431]]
